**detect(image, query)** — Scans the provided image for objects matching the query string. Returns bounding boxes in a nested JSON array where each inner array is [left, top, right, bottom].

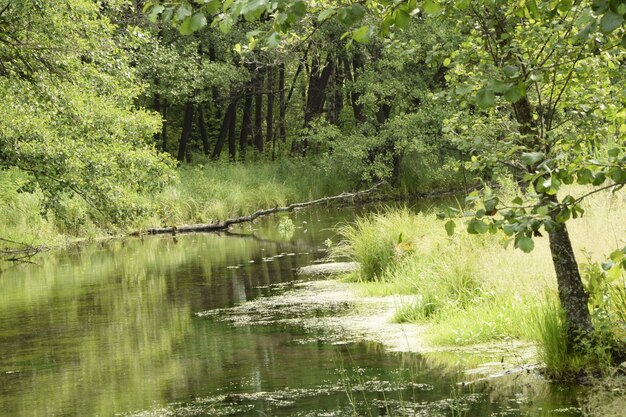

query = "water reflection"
[[0, 206, 583, 416]]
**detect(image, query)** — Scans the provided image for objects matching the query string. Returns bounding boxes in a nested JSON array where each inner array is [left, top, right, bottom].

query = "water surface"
[[0, 205, 584, 416]]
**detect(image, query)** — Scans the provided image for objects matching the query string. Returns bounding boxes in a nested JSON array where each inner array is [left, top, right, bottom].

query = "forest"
[[1, 1, 626, 416]]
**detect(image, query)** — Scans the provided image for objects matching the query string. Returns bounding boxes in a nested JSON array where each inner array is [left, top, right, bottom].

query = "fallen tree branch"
[[0, 237, 49, 263], [133, 182, 383, 236]]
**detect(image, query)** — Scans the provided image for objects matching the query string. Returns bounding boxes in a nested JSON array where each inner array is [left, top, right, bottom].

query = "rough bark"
[[278, 62, 286, 142], [212, 99, 237, 159], [177, 102, 194, 162], [266, 65, 275, 146], [228, 100, 237, 161], [345, 53, 365, 123], [331, 55, 344, 124], [549, 224, 593, 351], [161, 103, 168, 152], [291, 54, 335, 156], [209, 45, 222, 120], [304, 54, 334, 126], [197, 106, 210, 155], [253, 67, 264, 153], [239, 86, 253, 160]]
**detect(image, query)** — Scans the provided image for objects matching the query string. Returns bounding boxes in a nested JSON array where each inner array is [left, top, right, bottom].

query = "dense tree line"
[[1, 0, 625, 356]]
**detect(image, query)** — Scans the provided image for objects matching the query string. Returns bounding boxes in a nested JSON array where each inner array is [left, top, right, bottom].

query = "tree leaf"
[[521, 151, 544, 165], [423, 0, 441, 14], [445, 220, 456, 236], [526, 0, 540, 19], [394, 9, 411, 29], [179, 13, 207, 35], [476, 87, 495, 109], [204, 0, 221, 14], [290, 1, 307, 17], [504, 84, 524, 103], [600, 10, 624, 33], [467, 219, 489, 234], [352, 26, 372, 43], [147, 5, 165, 22], [175, 2, 193, 22], [317, 8, 335, 21], [515, 236, 535, 253], [503, 65, 519, 78]]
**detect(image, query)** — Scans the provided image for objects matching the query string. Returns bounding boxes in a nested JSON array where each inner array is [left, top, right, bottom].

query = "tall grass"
[[531, 296, 585, 377], [0, 159, 360, 244], [334, 186, 626, 374]]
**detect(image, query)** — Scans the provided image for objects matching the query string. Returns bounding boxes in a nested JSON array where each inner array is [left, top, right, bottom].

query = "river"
[[0, 205, 584, 416]]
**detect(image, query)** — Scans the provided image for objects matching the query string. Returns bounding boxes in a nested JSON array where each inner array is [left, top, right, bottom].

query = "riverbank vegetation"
[[1, 0, 625, 383], [334, 185, 626, 377]]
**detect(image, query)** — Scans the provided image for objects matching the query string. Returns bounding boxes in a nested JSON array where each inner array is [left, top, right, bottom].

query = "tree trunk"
[[548, 224, 593, 350], [177, 102, 194, 162], [345, 53, 365, 123], [239, 86, 253, 161], [212, 99, 236, 159], [197, 106, 210, 155], [161, 103, 168, 152], [292, 54, 335, 156], [253, 67, 264, 153], [511, 83, 593, 353], [304, 54, 335, 126], [332, 56, 344, 124], [375, 102, 392, 126], [266, 65, 275, 148], [153, 93, 161, 144], [209, 45, 222, 120], [228, 100, 237, 162], [278, 62, 286, 142]]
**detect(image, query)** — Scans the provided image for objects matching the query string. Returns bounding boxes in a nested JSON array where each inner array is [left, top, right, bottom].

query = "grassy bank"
[[0, 149, 467, 249], [0, 160, 358, 246], [333, 186, 626, 376]]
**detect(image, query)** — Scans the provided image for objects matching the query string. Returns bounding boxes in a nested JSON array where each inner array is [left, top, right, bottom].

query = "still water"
[[0, 206, 584, 416]]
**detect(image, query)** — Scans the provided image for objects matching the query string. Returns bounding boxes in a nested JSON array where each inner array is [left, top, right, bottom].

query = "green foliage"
[[428, 297, 537, 345], [438, 0, 626, 266], [333, 209, 424, 281], [145, 159, 358, 228], [532, 296, 582, 377], [0, 0, 176, 223]]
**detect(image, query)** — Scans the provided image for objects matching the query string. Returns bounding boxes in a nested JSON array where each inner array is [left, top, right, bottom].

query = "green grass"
[[531, 296, 586, 377], [334, 185, 626, 375], [0, 159, 360, 245], [150, 159, 357, 227]]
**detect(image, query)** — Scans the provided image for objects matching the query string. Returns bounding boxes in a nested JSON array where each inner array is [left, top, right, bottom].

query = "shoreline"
[[199, 277, 541, 381]]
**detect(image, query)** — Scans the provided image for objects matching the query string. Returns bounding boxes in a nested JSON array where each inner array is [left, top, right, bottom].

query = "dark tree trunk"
[[153, 93, 161, 143], [391, 153, 402, 187], [292, 54, 335, 156], [266, 65, 275, 147], [333, 56, 344, 124], [209, 45, 222, 120], [161, 104, 168, 152], [228, 100, 237, 162], [197, 106, 210, 155], [512, 87, 593, 353], [548, 224, 593, 350], [375, 102, 392, 126], [253, 67, 264, 153], [345, 53, 365, 123], [513, 96, 537, 138], [239, 86, 253, 161], [212, 99, 237, 159], [177, 102, 194, 162], [278, 62, 286, 142], [304, 54, 335, 126]]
